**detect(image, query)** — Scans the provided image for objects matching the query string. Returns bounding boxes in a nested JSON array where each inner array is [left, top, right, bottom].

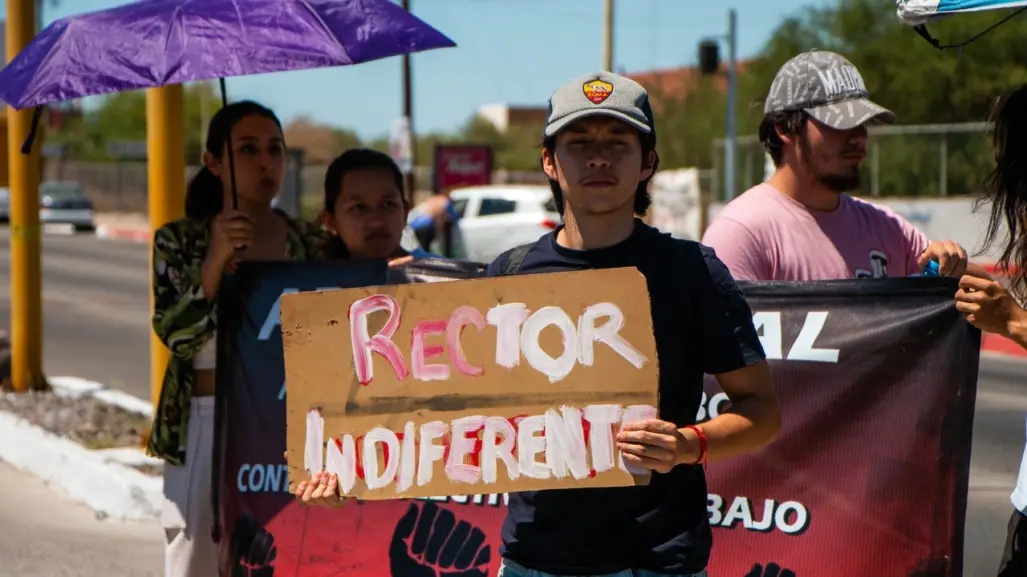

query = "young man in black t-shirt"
[[490, 72, 782, 577]]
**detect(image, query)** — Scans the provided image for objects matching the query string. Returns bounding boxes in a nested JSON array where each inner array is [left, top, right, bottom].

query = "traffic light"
[[699, 40, 720, 75]]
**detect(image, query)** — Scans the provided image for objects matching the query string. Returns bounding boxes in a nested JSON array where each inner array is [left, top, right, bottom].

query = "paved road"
[[0, 458, 163, 576], [0, 228, 1024, 574], [0, 227, 151, 399]]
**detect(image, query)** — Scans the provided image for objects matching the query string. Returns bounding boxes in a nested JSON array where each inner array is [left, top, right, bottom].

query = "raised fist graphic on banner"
[[745, 563, 796, 577], [231, 513, 277, 577], [389, 500, 492, 577]]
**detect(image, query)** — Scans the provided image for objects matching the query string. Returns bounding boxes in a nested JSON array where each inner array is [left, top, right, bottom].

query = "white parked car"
[[448, 184, 562, 264]]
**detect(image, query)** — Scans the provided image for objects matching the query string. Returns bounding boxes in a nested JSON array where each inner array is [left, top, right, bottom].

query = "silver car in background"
[[39, 181, 95, 231], [0, 182, 95, 231]]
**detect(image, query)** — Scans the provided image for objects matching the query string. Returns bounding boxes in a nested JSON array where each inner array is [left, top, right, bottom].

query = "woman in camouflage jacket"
[[147, 100, 325, 577]]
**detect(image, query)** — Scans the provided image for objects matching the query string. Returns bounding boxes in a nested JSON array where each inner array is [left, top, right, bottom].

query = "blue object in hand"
[[920, 260, 940, 277]]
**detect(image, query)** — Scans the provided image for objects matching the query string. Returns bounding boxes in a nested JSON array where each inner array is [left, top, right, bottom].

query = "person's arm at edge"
[[693, 361, 780, 464], [965, 262, 995, 280], [682, 245, 781, 464], [903, 214, 984, 278]]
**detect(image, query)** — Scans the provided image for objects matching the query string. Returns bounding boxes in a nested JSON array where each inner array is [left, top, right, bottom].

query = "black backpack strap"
[[502, 243, 533, 275]]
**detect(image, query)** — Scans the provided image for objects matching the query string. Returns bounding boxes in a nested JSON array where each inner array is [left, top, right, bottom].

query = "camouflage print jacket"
[[146, 211, 326, 465]]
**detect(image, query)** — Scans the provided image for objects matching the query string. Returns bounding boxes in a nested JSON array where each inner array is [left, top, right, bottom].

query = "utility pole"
[[401, 0, 416, 204], [7, 0, 45, 392], [724, 9, 737, 203], [602, 0, 614, 71], [146, 86, 185, 408]]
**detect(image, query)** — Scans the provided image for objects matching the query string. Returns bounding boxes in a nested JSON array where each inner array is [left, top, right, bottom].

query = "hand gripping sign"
[[281, 267, 660, 500]]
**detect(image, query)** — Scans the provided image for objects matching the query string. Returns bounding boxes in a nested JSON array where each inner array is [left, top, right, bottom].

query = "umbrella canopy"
[[896, 0, 1027, 25], [0, 0, 456, 110]]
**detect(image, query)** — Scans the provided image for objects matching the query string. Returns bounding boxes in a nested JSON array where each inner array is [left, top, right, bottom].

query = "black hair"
[[322, 148, 407, 259], [184, 100, 283, 220], [758, 110, 809, 167], [540, 129, 659, 216], [979, 85, 1027, 298]]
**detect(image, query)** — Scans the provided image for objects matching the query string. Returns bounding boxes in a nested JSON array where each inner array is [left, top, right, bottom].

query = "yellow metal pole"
[[6, 0, 44, 392], [146, 85, 185, 409]]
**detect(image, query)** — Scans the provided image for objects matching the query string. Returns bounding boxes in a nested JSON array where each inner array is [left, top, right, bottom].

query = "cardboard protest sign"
[[281, 267, 659, 500]]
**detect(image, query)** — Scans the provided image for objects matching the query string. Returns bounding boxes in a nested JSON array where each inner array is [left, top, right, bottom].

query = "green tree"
[[49, 83, 221, 161], [731, 0, 1027, 197]]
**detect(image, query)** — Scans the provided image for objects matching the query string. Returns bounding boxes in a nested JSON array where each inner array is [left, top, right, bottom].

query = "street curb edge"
[[0, 410, 162, 522], [49, 376, 154, 417], [95, 224, 151, 243]]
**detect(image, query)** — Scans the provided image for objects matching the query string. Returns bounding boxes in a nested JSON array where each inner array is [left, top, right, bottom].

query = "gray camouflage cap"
[[544, 71, 656, 139], [765, 50, 895, 130]]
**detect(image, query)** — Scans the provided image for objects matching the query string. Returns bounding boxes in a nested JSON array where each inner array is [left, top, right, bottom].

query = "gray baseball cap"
[[544, 71, 656, 139], [765, 50, 895, 130]]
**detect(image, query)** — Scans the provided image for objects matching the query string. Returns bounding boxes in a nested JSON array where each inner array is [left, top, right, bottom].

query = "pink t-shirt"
[[701, 184, 931, 281]]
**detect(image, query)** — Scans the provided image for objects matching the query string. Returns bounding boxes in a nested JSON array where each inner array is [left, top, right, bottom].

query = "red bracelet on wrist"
[[683, 425, 707, 466]]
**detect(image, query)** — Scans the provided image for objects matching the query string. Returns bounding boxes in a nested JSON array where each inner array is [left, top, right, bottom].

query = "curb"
[[981, 334, 1027, 359], [95, 224, 151, 243], [49, 376, 154, 417], [0, 376, 162, 522]]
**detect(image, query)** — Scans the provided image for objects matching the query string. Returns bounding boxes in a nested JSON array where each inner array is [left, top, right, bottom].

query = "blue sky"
[[5, 0, 829, 140]]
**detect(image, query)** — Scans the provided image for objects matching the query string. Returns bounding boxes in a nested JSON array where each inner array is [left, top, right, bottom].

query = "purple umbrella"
[[0, 0, 456, 109], [0, 0, 455, 207]]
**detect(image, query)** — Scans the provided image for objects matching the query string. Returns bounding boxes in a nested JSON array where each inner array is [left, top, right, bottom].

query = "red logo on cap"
[[583, 80, 614, 104]]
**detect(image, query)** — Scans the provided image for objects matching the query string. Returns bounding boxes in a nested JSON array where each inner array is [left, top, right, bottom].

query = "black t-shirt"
[[487, 220, 765, 575]]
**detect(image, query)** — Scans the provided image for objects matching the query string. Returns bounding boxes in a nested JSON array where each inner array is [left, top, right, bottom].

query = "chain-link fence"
[[707, 122, 994, 202]]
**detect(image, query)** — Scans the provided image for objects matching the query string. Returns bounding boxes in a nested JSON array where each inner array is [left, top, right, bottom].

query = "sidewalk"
[[0, 460, 162, 576]]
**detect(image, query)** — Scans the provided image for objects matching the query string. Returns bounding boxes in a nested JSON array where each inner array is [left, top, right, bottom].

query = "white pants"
[[162, 396, 217, 577]]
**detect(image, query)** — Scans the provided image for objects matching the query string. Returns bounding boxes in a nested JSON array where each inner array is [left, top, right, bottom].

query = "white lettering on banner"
[[415, 493, 510, 507], [707, 493, 810, 535], [237, 464, 291, 493], [696, 392, 731, 423], [263, 287, 341, 401], [235, 462, 510, 503], [258, 288, 298, 341], [753, 311, 839, 363]]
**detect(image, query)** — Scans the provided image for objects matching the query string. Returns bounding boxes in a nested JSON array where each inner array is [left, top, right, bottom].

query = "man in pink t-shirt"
[[702, 50, 970, 281]]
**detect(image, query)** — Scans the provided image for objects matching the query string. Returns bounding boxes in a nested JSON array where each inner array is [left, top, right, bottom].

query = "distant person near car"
[[409, 189, 460, 256]]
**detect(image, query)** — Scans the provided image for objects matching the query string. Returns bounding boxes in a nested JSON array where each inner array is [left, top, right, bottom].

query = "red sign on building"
[[433, 144, 493, 193]]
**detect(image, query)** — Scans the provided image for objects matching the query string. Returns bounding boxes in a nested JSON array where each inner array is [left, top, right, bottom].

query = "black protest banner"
[[705, 278, 979, 577], [217, 271, 979, 577], [212, 259, 489, 576]]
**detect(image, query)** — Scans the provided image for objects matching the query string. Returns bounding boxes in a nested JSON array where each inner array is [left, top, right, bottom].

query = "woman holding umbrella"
[[149, 100, 326, 576]]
